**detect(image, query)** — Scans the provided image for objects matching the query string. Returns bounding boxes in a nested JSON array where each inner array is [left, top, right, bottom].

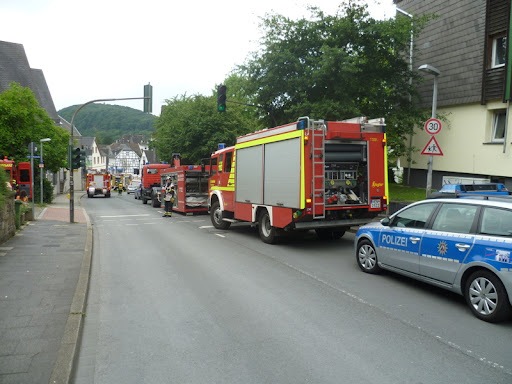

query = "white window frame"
[[492, 35, 506, 68], [492, 109, 506, 142]]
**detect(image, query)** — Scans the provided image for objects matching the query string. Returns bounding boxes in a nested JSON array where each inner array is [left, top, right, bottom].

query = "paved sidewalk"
[[0, 192, 91, 384]]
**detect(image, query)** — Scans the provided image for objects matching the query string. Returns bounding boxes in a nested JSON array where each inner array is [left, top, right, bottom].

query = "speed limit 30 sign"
[[424, 118, 442, 135]]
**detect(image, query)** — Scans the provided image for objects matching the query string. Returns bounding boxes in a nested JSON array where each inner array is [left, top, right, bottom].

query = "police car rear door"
[[419, 203, 477, 284]]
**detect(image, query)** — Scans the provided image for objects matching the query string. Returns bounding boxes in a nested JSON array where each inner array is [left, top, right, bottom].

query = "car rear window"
[[480, 207, 512, 237], [431, 204, 477, 233]]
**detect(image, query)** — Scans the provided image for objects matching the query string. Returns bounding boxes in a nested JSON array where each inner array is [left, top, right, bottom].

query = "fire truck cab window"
[[19, 169, 30, 182], [147, 169, 158, 175], [210, 157, 218, 175], [224, 152, 232, 173], [218, 154, 224, 173]]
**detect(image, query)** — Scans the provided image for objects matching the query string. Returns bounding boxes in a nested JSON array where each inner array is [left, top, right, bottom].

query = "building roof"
[[59, 116, 82, 136], [0, 40, 59, 123]]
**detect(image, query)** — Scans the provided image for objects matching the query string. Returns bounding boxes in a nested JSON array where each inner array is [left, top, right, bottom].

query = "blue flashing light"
[[297, 117, 309, 130], [218, 143, 226, 150]]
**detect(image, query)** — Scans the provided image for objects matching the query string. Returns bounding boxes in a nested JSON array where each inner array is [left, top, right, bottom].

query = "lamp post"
[[40, 138, 51, 205], [396, 7, 414, 184], [418, 64, 441, 196]]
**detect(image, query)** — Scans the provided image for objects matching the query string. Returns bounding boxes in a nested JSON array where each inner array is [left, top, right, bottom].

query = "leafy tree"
[[154, 93, 262, 164], [0, 82, 68, 172], [0, 163, 12, 209], [236, 1, 430, 160]]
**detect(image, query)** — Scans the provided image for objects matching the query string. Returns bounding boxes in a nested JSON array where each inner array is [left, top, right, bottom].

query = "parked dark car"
[[134, 183, 142, 200]]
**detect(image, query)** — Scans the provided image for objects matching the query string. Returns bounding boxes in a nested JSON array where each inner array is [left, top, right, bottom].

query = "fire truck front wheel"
[[258, 210, 278, 244], [211, 201, 231, 230]]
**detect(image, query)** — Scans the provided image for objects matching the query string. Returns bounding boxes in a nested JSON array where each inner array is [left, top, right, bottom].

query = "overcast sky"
[[1, 0, 396, 115]]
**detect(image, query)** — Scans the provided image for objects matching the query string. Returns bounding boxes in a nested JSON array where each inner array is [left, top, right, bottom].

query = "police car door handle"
[[455, 243, 471, 251], [410, 237, 421, 243]]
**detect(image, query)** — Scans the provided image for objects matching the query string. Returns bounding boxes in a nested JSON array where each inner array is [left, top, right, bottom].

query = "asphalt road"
[[73, 193, 512, 384]]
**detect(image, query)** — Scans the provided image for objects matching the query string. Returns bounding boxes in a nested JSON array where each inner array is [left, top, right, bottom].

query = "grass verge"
[[388, 183, 426, 202]]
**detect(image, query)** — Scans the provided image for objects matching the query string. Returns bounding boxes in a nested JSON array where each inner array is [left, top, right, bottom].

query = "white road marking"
[[100, 214, 151, 218]]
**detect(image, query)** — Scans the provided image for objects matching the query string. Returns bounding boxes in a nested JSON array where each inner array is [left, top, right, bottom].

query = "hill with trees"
[[58, 103, 157, 144]]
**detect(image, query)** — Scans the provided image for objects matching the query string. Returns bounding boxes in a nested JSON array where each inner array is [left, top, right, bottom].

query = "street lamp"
[[396, 7, 414, 184], [418, 64, 441, 196], [40, 138, 51, 205]]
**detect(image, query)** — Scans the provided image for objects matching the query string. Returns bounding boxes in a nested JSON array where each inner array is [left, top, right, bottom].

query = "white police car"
[[354, 196, 512, 322]]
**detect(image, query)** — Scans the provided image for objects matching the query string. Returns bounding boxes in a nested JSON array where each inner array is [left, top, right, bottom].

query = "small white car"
[[127, 182, 139, 194]]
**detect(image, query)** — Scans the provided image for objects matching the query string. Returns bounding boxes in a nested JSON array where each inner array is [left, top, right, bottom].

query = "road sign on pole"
[[424, 117, 442, 135], [421, 136, 443, 156]]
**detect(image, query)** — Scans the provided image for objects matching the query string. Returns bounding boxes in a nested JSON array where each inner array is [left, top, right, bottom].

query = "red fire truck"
[[140, 163, 172, 207], [159, 156, 210, 215], [86, 172, 112, 198], [208, 116, 389, 243], [0, 158, 33, 199]]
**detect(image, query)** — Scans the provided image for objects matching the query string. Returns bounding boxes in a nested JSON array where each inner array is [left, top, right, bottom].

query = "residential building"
[[0, 40, 70, 195], [396, 0, 512, 189]]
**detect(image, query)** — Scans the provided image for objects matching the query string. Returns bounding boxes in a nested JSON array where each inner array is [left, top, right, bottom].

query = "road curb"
[[49, 196, 92, 384]]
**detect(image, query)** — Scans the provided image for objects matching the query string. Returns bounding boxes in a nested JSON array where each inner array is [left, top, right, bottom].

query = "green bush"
[[0, 168, 13, 209], [33, 177, 54, 204]]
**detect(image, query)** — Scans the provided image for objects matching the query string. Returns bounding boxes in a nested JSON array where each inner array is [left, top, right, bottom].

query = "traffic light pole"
[[68, 96, 150, 223]]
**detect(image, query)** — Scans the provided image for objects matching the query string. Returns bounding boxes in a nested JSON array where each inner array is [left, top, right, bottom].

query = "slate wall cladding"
[[396, 0, 510, 106], [396, 0, 487, 107]]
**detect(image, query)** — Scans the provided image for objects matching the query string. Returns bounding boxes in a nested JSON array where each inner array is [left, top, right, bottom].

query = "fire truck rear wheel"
[[211, 201, 231, 230], [258, 210, 278, 244]]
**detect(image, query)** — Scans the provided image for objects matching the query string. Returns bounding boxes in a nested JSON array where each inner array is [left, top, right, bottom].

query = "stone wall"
[[0, 198, 16, 244]]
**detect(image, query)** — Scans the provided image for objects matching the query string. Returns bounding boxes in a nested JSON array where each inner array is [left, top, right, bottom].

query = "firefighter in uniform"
[[163, 181, 175, 217]]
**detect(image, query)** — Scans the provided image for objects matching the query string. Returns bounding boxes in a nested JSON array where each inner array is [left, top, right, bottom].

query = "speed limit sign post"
[[424, 118, 442, 135]]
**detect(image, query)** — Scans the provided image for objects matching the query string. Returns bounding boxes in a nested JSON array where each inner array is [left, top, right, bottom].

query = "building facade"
[[397, 0, 512, 189]]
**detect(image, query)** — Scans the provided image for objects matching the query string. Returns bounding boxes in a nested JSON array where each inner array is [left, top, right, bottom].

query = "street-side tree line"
[[0, 1, 434, 195], [155, 1, 432, 167]]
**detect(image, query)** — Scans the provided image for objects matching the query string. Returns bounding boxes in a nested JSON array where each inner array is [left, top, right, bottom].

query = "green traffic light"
[[217, 84, 227, 112]]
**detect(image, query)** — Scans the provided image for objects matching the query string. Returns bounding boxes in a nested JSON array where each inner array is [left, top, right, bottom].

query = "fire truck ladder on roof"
[[310, 121, 326, 219]]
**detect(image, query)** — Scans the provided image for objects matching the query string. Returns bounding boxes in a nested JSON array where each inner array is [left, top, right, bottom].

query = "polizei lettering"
[[381, 234, 408, 247]]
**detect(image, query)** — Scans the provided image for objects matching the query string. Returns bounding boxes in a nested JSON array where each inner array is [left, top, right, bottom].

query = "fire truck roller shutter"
[[324, 143, 365, 162]]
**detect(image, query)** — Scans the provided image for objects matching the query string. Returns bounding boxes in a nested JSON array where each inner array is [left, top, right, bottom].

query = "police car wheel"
[[465, 270, 512, 323], [356, 239, 381, 274]]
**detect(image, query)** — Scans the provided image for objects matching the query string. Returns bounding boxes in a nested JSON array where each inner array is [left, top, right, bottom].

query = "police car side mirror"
[[380, 217, 391, 226]]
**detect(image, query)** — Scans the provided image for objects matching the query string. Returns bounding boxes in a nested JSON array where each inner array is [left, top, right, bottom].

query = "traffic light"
[[144, 83, 153, 113], [217, 85, 227, 112], [79, 149, 86, 168], [72, 147, 81, 169]]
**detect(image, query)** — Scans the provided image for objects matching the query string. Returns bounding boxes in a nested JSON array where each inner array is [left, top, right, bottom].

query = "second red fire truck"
[[208, 116, 389, 243], [0, 158, 33, 199]]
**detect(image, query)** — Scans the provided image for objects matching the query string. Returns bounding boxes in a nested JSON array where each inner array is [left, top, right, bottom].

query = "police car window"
[[480, 207, 512, 236], [431, 204, 477, 234], [392, 203, 437, 228]]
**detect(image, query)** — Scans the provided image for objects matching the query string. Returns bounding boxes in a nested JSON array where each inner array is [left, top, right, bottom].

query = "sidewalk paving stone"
[[0, 192, 91, 384]]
